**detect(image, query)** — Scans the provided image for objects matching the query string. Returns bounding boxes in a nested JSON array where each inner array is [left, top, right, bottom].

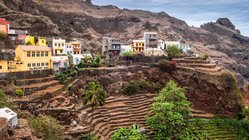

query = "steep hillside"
[[0, 0, 249, 87]]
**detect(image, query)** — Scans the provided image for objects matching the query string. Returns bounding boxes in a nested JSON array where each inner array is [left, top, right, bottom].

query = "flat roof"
[[0, 108, 17, 120], [133, 40, 145, 42], [17, 45, 51, 51], [144, 32, 158, 34]]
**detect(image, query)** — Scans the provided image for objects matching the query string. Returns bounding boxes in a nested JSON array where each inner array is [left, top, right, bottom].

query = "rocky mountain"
[[0, 0, 249, 87]]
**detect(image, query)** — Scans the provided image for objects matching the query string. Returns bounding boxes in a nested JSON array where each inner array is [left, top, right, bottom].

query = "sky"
[[92, 0, 249, 37]]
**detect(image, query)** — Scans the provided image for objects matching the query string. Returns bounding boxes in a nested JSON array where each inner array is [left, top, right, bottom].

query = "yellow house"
[[25, 35, 47, 46], [0, 60, 9, 73], [14, 45, 53, 71], [132, 40, 145, 53]]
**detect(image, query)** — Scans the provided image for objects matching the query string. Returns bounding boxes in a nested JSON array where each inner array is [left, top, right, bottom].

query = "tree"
[[146, 80, 191, 139], [82, 82, 106, 131], [34, 36, 39, 45], [112, 126, 146, 140], [0, 31, 7, 40], [28, 115, 64, 140], [26, 40, 32, 45], [166, 45, 181, 60], [0, 90, 12, 108]]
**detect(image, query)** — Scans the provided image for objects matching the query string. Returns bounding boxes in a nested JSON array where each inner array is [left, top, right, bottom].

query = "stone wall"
[[0, 69, 53, 80]]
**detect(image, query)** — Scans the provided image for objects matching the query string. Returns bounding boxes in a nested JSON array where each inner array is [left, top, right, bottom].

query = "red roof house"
[[0, 18, 10, 33]]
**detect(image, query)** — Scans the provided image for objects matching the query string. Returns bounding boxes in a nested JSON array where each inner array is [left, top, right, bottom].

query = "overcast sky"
[[92, 0, 249, 37]]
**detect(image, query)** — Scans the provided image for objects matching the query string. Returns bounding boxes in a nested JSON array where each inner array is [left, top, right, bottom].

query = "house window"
[[0, 66, 2, 69], [55, 43, 57, 46], [41, 52, 44, 57], [32, 63, 36, 67], [45, 63, 49, 66], [32, 52, 35, 57], [28, 63, 31, 67], [41, 63, 44, 66], [60, 50, 63, 53], [27, 51, 31, 57], [45, 52, 48, 56], [36, 52, 40, 57], [62, 43, 64, 46], [37, 63, 40, 67]]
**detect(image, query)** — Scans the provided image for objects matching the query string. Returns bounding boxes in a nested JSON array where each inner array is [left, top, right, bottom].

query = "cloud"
[[92, 0, 249, 36]]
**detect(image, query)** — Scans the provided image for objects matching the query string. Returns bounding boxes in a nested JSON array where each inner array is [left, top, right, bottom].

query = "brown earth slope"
[[0, 0, 249, 87]]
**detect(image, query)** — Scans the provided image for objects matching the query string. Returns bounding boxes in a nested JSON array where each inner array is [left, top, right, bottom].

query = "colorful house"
[[14, 45, 53, 71], [132, 40, 145, 53], [68, 41, 82, 55], [25, 35, 47, 46], [52, 56, 69, 72], [102, 37, 122, 58], [0, 18, 10, 33], [52, 38, 66, 56]]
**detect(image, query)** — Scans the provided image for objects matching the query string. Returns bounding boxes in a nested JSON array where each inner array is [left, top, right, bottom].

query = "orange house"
[[0, 18, 10, 33]]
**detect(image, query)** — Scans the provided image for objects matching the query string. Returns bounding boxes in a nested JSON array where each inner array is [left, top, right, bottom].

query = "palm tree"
[[83, 82, 106, 132]]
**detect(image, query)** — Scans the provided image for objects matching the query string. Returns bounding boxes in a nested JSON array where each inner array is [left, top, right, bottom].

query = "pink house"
[[0, 18, 10, 33]]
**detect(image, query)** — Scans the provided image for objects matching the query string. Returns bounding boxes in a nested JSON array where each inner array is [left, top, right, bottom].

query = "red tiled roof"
[[0, 18, 10, 25], [18, 45, 51, 51]]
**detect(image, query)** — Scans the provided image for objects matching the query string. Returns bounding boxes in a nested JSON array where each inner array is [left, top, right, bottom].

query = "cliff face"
[[0, 0, 249, 87]]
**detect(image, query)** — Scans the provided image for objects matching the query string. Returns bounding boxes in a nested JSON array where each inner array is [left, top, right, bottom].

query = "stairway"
[[81, 93, 156, 140], [174, 57, 223, 73]]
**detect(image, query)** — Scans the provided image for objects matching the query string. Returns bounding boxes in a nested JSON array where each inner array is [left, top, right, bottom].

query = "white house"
[[158, 39, 166, 50], [121, 45, 132, 54], [164, 41, 181, 49], [144, 48, 167, 56], [52, 38, 66, 56], [0, 108, 18, 128], [65, 43, 73, 56], [52, 56, 69, 72], [180, 43, 192, 53]]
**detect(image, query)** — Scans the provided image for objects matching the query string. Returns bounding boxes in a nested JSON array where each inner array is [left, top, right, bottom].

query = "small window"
[[45, 63, 49, 66], [32, 52, 35, 57], [62, 43, 64, 46], [41, 63, 44, 66], [41, 52, 44, 57], [58, 43, 60, 47], [28, 63, 31, 67], [45, 52, 48, 56], [36, 52, 40, 57], [37, 63, 40, 67], [55, 43, 57, 46], [27, 51, 31, 57], [0, 66, 2, 69], [32, 63, 36, 67], [60, 50, 63, 53]]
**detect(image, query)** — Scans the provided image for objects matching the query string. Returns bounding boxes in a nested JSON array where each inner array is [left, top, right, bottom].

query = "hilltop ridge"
[[0, 0, 249, 87]]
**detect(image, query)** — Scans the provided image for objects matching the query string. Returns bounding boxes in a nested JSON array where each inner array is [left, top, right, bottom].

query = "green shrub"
[[28, 115, 64, 140], [122, 51, 136, 57], [122, 80, 139, 95], [55, 72, 68, 84], [202, 54, 209, 60], [112, 126, 146, 140], [15, 89, 24, 96], [80, 133, 98, 140], [0, 90, 12, 108], [122, 80, 153, 95], [166, 45, 182, 60]]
